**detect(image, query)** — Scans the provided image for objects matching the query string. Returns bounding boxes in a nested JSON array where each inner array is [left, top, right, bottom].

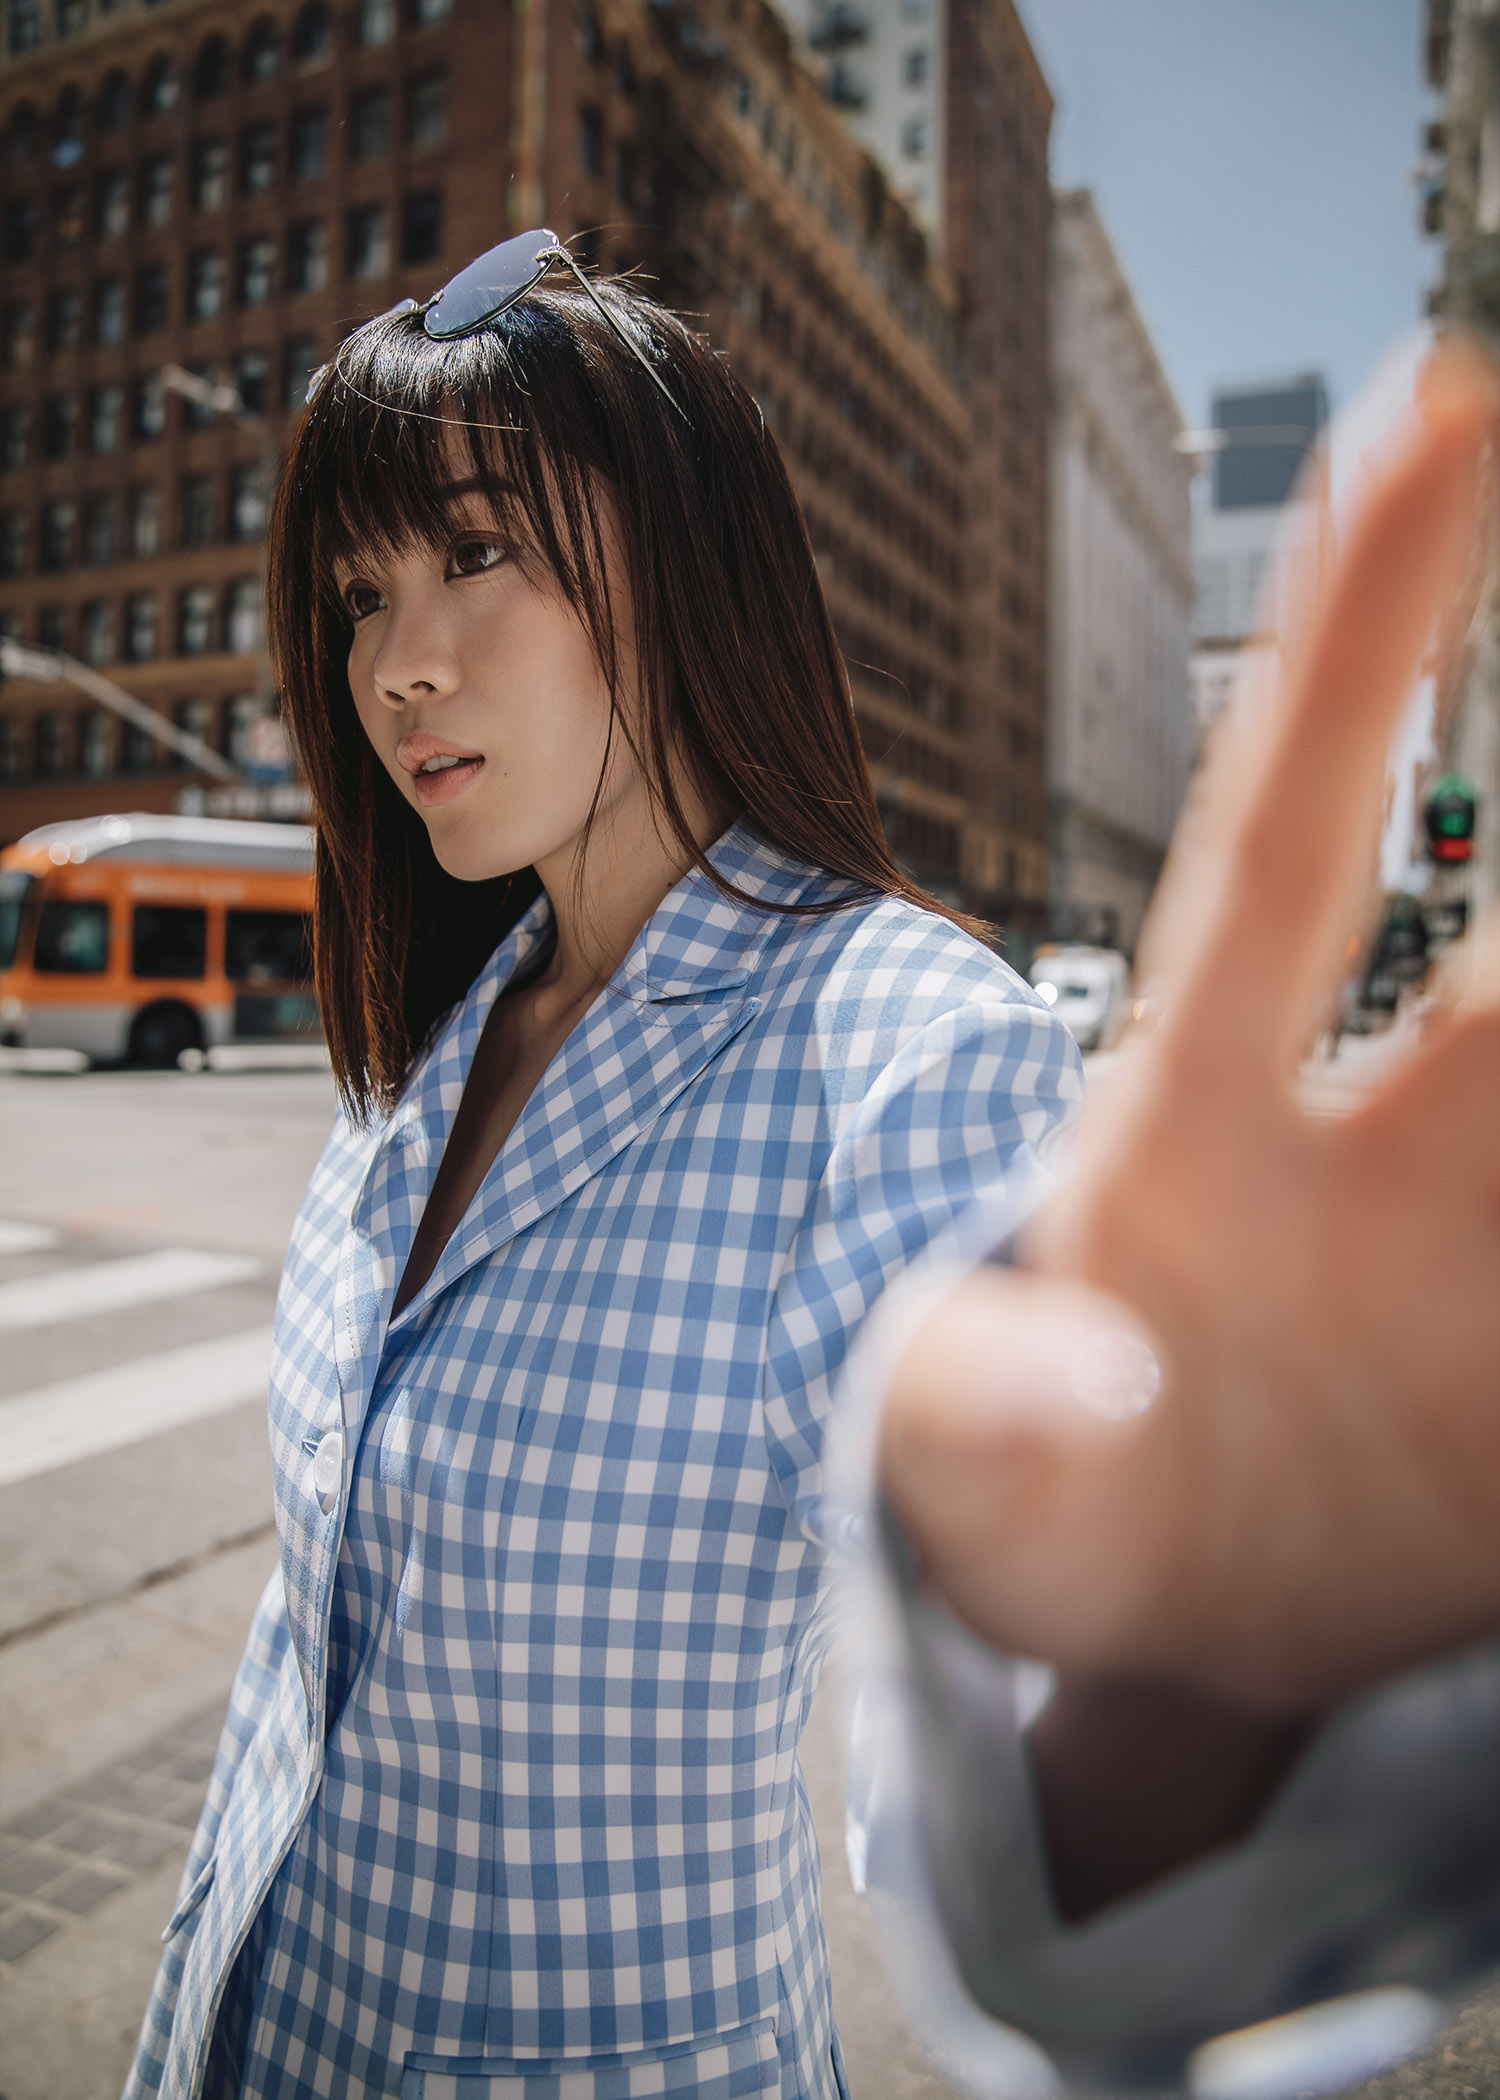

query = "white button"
[[312, 1430, 342, 1501]]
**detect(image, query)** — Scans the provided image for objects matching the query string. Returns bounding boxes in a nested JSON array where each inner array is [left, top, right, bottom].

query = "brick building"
[[1, 0, 1052, 929]]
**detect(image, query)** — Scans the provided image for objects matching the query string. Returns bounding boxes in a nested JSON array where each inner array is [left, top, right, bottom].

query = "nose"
[[366, 577, 460, 711]]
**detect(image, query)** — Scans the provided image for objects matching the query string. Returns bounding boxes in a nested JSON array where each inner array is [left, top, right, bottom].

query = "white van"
[[1027, 944, 1129, 1054]]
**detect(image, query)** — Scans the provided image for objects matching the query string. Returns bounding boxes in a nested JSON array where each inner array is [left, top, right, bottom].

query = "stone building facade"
[[1, 0, 1052, 929]]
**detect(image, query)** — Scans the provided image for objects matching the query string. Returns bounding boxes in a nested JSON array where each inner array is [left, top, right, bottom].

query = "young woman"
[[127, 236, 1081, 2100]]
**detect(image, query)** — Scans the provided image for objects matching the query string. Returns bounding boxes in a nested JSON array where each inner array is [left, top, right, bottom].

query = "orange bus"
[[0, 813, 317, 1066]]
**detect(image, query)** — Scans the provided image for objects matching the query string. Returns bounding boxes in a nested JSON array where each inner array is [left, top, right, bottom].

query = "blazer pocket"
[[402, 2017, 778, 2100], [160, 1854, 217, 1943]]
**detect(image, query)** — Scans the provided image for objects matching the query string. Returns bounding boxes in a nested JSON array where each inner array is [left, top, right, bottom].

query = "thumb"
[[877, 1268, 1187, 1676]]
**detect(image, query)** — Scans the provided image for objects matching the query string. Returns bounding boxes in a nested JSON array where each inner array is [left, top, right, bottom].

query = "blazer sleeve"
[[759, 987, 1082, 1543]]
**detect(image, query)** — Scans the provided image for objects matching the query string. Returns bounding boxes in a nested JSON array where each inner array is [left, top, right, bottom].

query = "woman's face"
[[336, 467, 638, 886]]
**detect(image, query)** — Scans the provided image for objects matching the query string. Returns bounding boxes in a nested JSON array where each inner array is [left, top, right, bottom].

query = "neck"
[[530, 774, 725, 1011]]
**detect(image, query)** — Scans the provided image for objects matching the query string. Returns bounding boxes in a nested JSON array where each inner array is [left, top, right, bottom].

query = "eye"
[[341, 579, 384, 622], [448, 535, 506, 580]]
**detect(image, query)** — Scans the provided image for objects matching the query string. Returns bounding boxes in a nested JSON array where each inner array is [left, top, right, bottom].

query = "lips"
[[395, 731, 486, 809]]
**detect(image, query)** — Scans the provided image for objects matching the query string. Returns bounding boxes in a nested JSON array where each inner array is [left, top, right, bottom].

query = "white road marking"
[[0, 1221, 63, 1256], [0, 1327, 274, 1486], [0, 1248, 263, 1331]]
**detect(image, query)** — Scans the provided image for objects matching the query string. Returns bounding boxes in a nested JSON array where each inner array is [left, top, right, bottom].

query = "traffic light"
[[1425, 773, 1477, 864]]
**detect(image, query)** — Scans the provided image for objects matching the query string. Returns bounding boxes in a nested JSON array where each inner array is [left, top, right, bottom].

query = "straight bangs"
[[269, 277, 983, 1121]]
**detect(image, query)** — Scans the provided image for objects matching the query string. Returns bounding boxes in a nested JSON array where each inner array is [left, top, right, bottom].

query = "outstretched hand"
[[879, 346, 1500, 1720]]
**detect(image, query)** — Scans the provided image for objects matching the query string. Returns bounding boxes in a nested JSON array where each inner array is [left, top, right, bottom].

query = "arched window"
[[142, 55, 180, 118], [52, 84, 86, 165], [194, 34, 233, 98], [292, 1, 331, 62], [244, 16, 282, 81], [98, 70, 131, 130], [7, 101, 39, 162]]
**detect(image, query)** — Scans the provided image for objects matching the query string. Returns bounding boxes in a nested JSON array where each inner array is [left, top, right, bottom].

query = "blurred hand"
[[879, 346, 1500, 1718]]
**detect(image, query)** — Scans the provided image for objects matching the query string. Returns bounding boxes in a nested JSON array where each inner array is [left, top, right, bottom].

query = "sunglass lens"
[[423, 229, 560, 340]]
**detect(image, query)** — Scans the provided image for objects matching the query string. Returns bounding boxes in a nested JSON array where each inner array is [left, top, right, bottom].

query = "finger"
[[1146, 346, 1497, 1079], [877, 1268, 1192, 1679]]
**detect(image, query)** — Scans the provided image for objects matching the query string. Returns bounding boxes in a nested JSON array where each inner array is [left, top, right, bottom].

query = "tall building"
[[1189, 372, 1327, 739], [0, 0, 1054, 934], [1047, 188, 1192, 954]]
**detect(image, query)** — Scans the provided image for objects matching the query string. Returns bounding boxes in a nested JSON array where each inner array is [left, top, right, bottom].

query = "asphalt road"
[[0, 1064, 1493, 2099]]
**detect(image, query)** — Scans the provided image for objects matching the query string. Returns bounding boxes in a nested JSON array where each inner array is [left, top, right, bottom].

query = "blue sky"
[[1014, 0, 1436, 428]]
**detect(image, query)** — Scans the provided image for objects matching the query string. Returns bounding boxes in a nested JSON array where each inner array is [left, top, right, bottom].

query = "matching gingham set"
[[125, 823, 1081, 2100]]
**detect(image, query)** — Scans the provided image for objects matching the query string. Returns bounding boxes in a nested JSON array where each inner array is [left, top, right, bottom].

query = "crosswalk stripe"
[[0, 1221, 63, 1257], [0, 1327, 275, 1486], [0, 1249, 262, 1331]]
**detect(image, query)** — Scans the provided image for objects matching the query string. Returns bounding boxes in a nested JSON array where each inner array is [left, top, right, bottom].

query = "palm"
[[881, 349, 1500, 1712]]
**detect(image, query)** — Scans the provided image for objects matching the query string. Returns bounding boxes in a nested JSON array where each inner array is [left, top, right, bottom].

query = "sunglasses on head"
[[320, 228, 688, 421]]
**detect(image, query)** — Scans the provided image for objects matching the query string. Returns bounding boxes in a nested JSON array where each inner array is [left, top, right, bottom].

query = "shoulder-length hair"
[[267, 272, 981, 1120]]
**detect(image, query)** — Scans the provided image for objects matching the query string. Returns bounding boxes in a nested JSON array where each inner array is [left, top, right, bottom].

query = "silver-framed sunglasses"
[[320, 228, 688, 420]]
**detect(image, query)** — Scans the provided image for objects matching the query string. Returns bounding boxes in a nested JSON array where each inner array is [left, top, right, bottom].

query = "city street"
[[0, 1062, 1494, 2100]]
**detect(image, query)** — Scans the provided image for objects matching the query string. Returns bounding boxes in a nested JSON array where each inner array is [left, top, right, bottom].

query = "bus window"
[[132, 904, 208, 980], [0, 870, 36, 969], [34, 898, 111, 974], [225, 907, 310, 983]]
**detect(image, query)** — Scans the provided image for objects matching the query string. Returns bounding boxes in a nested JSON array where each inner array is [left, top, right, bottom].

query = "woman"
[[127, 237, 1081, 2100]]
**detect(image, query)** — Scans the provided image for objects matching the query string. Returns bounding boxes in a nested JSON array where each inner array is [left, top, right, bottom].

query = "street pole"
[[0, 638, 243, 782]]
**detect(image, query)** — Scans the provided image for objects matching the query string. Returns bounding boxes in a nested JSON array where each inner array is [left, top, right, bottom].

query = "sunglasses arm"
[[541, 247, 693, 426]]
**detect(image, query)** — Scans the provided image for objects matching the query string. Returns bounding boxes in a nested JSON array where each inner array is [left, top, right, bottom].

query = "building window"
[[142, 55, 180, 118], [49, 286, 83, 351], [37, 603, 66, 651], [176, 359, 217, 430], [174, 696, 215, 759], [194, 137, 230, 211], [230, 461, 267, 541], [614, 141, 636, 204], [89, 381, 124, 453], [127, 480, 162, 557], [179, 471, 215, 547], [9, 0, 43, 54], [52, 87, 86, 167], [98, 68, 131, 128], [79, 706, 115, 775], [124, 590, 158, 661], [84, 492, 117, 563], [96, 169, 130, 239], [132, 373, 166, 441], [178, 580, 216, 653], [41, 496, 77, 569], [244, 15, 281, 81], [225, 576, 263, 654], [43, 394, 79, 459], [346, 203, 390, 280], [235, 345, 269, 414], [80, 597, 115, 666], [2, 403, 29, 467], [7, 101, 39, 159], [189, 248, 227, 321], [3, 301, 36, 371], [4, 196, 38, 264], [355, 0, 397, 44], [903, 45, 927, 85], [401, 189, 442, 264], [57, 0, 88, 34], [141, 154, 175, 228], [121, 717, 158, 773], [194, 33, 232, 99], [53, 185, 86, 249], [902, 117, 928, 158], [292, 0, 331, 62], [283, 333, 318, 409], [291, 105, 327, 181], [239, 233, 276, 306], [350, 84, 391, 160], [287, 217, 328, 293], [411, 0, 452, 26], [577, 105, 603, 176], [93, 274, 127, 345], [241, 120, 276, 194], [34, 711, 70, 781], [406, 67, 448, 148], [135, 259, 170, 333], [0, 507, 26, 577]]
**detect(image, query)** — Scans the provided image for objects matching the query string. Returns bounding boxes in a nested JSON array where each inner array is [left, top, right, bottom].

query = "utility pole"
[[0, 639, 243, 782]]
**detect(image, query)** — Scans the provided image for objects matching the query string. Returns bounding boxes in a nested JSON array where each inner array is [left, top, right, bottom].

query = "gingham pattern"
[[125, 824, 1081, 2100]]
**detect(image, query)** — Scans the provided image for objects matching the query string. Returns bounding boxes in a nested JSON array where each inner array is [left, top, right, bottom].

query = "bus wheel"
[[128, 1002, 204, 1070]]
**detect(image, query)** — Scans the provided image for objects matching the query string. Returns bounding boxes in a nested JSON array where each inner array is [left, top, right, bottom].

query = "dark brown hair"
[[268, 273, 979, 1120]]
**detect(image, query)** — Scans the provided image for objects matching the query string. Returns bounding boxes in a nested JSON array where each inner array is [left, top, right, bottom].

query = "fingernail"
[[1070, 1328, 1163, 1421]]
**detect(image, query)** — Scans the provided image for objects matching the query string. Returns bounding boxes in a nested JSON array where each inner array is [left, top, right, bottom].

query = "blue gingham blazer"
[[127, 823, 1081, 2100]]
